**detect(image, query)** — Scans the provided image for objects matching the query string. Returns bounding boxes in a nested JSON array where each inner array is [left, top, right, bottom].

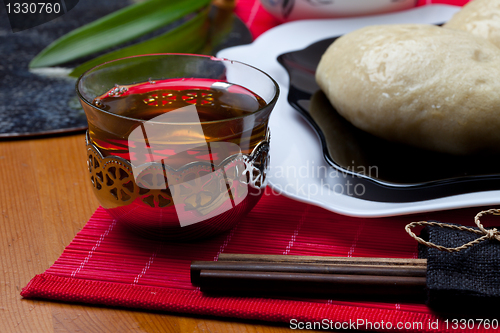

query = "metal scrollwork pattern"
[[86, 132, 270, 211], [241, 134, 270, 189]]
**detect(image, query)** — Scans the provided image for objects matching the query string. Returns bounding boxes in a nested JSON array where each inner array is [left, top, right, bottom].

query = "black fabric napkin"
[[418, 223, 500, 315]]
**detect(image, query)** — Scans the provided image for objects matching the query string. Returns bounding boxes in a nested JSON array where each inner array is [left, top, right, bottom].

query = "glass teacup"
[[76, 54, 279, 240]]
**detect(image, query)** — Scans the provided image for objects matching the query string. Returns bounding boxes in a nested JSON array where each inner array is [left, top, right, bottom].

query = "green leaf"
[[69, 9, 210, 78], [29, 0, 211, 68]]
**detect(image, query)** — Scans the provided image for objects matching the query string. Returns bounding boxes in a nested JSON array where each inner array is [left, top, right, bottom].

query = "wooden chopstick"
[[191, 254, 427, 300], [217, 253, 427, 267], [191, 261, 426, 284], [196, 270, 426, 298]]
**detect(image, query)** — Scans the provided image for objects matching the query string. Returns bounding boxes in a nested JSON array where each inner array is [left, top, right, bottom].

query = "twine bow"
[[405, 209, 500, 253]]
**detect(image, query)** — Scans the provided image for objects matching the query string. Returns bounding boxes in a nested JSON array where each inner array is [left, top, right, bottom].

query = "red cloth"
[[23, 1, 489, 332]]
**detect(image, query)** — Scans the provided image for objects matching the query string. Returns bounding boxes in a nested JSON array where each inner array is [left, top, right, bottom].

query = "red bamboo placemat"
[[22, 188, 494, 332]]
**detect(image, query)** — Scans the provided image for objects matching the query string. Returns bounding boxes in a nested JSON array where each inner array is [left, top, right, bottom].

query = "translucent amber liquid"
[[89, 78, 269, 167]]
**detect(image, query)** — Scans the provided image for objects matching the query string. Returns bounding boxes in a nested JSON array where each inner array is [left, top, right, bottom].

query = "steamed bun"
[[444, 0, 500, 49], [315, 24, 500, 155]]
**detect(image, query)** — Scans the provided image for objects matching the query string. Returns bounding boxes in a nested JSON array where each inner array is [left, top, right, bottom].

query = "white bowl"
[[260, 0, 418, 22]]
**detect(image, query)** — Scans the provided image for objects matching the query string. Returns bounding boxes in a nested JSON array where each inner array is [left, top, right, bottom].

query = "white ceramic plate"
[[218, 5, 500, 217]]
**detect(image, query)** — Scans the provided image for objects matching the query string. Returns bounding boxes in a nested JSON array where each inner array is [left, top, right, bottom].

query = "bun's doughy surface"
[[315, 24, 500, 155], [444, 0, 500, 49]]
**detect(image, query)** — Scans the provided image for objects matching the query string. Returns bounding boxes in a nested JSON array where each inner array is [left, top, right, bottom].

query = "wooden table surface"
[[0, 133, 300, 333]]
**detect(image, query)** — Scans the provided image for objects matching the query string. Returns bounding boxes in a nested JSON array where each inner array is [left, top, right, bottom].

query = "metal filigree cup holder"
[[77, 54, 279, 240], [86, 132, 270, 239]]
